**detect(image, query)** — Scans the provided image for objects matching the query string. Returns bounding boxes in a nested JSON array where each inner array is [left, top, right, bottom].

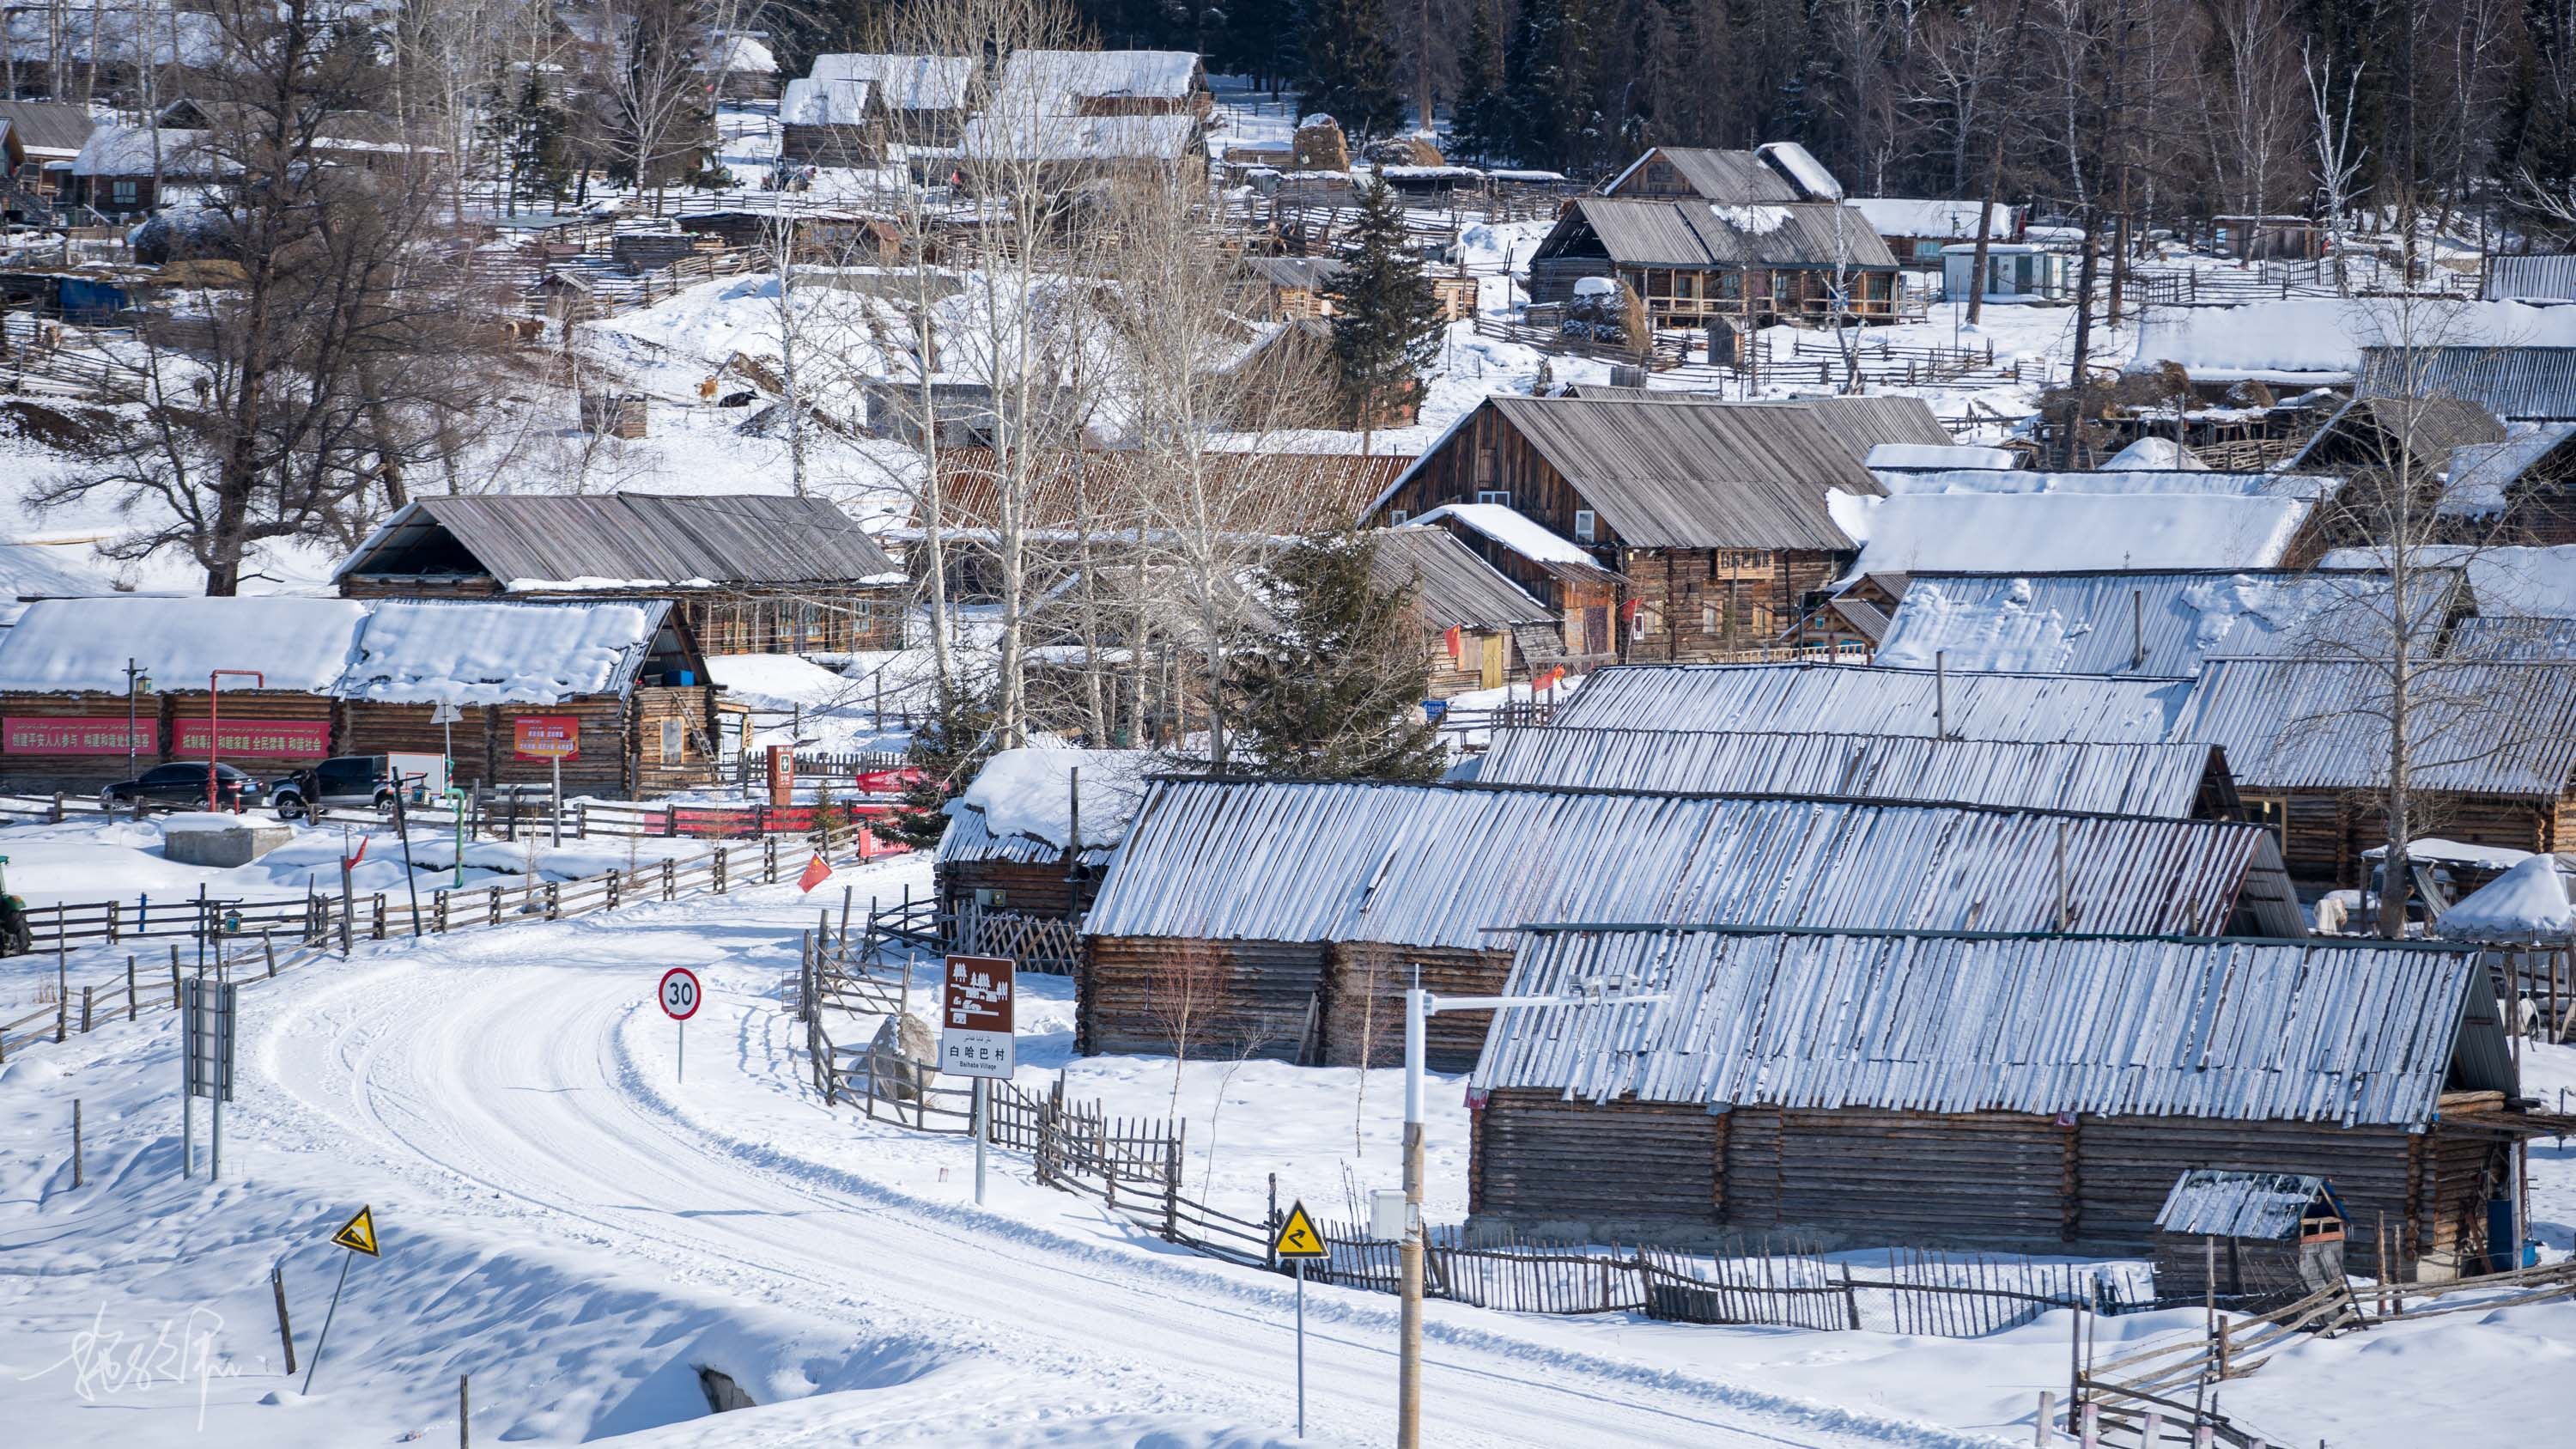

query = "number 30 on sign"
[[659, 967, 702, 1020]]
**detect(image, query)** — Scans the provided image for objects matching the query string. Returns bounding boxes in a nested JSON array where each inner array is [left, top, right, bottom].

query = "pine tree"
[[876, 675, 999, 852], [1297, 0, 1405, 137], [1504, 0, 1600, 171], [1230, 533, 1445, 781], [1323, 180, 1444, 428], [1449, 0, 1510, 162]]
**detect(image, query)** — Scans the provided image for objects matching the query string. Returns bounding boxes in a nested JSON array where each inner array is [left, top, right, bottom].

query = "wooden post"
[[71, 1099, 81, 1188], [459, 1373, 470, 1448], [263, 930, 276, 978], [169, 943, 179, 1006], [270, 1263, 297, 1374], [81, 983, 91, 1032], [2033, 1391, 2053, 1446], [127, 955, 137, 1020]]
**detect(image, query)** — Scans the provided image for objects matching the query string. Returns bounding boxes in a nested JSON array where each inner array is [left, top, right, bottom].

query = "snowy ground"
[[4, 827, 2573, 1446]]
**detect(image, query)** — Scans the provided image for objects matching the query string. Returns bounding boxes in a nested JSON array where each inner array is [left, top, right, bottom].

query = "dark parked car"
[[100, 761, 265, 811], [270, 755, 401, 822]]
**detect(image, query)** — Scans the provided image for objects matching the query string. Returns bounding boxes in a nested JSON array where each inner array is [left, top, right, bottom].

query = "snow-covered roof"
[[1471, 927, 2500, 1129], [943, 747, 1162, 858], [810, 54, 975, 112], [1474, 727, 2224, 817], [2104, 436, 2208, 471], [0, 597, 670, 703], [1875, 570, 2436, 677], [337, 600, 666, 706], [1836, 492, 2313, 579], [2435, 854, 2576, 942], [701, 34, 777, 74], [957, 113, 1196, 163], [0, 541, 113, 600], [2132, 300, 2576, 383], [780, 77, 876, 128], [1869, 467, 2333, 499], [1406, 503, 1593, 566], [71, 125, 220, 177], [1086, 778, 2299, 947], [2155, 1172, 2343, 1238], [1850, 198, 2014, 240], [993, 49, 1201, 108], [2172, 657, 2576, 795], [1552, 661, 2190, 742], [2439, 423, 2576, 516], [1863, 442, 2017, 471], [1755, 142, 1842, 201], [2324, 544, 2576, 618]]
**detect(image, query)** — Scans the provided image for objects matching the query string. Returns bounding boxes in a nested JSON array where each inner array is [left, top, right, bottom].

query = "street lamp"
[[123, 658, 153, 782], [205, 670, 265, 812], [1394, 979, 1666, 1449]]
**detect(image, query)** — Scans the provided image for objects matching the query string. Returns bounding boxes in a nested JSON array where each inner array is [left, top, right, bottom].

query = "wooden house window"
[[1701, 603, 1718, 634], [659, 717, 683, 764], [1390, 508, 1408, 526], [1573, 509, 1595, 543], [112, 180, 138, 204], [1477, 490, 1512, 508], [2245, 795, 2289, 853]]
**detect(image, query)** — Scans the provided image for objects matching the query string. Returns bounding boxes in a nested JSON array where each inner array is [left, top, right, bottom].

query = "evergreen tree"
[[1230, 533, 1444, 781], [1322, 180, 1443, 428], [1449, 0, 1510, 162], [1504, 0, 1600, 171], [876, 675, 1000, 852], [1297, 0, 1405, 137]]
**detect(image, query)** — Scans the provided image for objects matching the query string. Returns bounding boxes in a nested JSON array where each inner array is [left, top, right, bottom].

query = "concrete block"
[[162, 814, 292, 868]]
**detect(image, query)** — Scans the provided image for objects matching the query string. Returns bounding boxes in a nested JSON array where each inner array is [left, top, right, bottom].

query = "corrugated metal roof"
[[2154, 1171, 2343, 1238], [2289, 395, 2506, 474], [1084, 777, 2303, 947], [1469, 926, 2506, 1129], [335, 494, 898, 589], [2447, 614, 2576, 661], [1528, 393, 1951, 465], [1546, 198, 1899, 271], [2170, 656, 2576, 795], [2357, 346, 2576, 422], [1473, 728, 2225, 817], [0, 99, 95, 155], [2484, 256, 2576, 303], [1240, 254, 1344, 291], [1550, 662, 2190, 742], [1606, 146, 1804, 203], [1875, 570, 2453, 678], [1368, 528, 1552, 630], [936, 800, 1117, 869], [1482, 396, 1883, 551]]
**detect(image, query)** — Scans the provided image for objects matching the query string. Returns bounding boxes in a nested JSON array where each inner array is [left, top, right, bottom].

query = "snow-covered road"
[[234, 883, 1975, 1447]]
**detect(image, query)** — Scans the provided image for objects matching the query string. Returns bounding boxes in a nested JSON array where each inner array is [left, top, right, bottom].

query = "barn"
[[332, 493, 905, 656], [0, 596, 726, 797], [1077, 777, 2306, 1071], [1466, 923, 2554, 1278], [1468, 729, 2241, 820]]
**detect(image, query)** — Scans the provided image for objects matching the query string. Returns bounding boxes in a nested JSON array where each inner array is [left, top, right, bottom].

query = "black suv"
[[270, 755, 403, 822], [101, 761, 266, 811]]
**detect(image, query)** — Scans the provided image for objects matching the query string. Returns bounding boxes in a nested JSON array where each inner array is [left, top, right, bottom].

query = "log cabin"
[[2152, 1171, 2352, 1301], [777, 76, 888, 166], [333, 493, 906, 656], [1467, 924, 2555, 1278], [1402, 502, 1626, 670], [805, 54, 975, 148], [933, 746, 1161, 922], [0, 596, 730, 797], [1363, 396, 1908, 662], [1525, 197, 1903, 326], [2167, 654, 2576, 890], [1076, 776, 2306, 1072], [1370, 527, 1558, 697]]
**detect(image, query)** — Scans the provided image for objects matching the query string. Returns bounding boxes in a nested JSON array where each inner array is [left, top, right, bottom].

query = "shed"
[[2152, 1171, 2349, 1300], [2286, 394, 2508, 480], [1078, 776, 2306, 1070], [2168, 655, 2576, 886], [0, 596, 721, 796], [808, 54, 975, 146], [935, 747, 1161, 922], [1365, 396, 1883, 662], [1466, 924, 2539, 1274], [778, 77, 884, 166], [1235, 254, 1345, 320], [1469, 728, 2239, 819], [332, 494, 905, 655], [1370, 527, 1556, 695], [1401, 502, 1626, 667], [1941, 243, 2075, 303], [1527, 197, 1900, 326], [1852, 198, 2021, 265]]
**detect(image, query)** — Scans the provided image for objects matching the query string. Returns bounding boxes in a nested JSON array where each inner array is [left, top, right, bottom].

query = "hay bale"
[[1364, 135, 1445, 167], [1293, 114, 1350, 173]]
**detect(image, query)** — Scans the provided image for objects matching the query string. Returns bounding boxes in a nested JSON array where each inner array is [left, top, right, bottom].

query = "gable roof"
[[1604, 146, 1803, 203], [1406, 504, 1625, 586], [1369, 527, 1552, 630], [1542, 197, 1899, 271], [1850, 198, 2016, 240], [1838, 492, 2315, 581], [1472, 728, 2230, 818], [2170, 655, 2576, 795], [809, 54, 975, 111], [1472, 926, 2505, 1129], [993, 49, 1204, 107], [1085, 777, 2303, 947], [1437, 396, 1883, 551], [2156, 1172, 2345, 1238], [779, 77, 877, 127], [335, 494, 899, 591], [1552, 661, 2191, 742], [0, 99, 94, 156], [2288, 394, 2509, 475]]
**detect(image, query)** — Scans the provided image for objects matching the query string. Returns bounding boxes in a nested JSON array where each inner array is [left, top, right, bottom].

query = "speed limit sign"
[[659, 967, 702, 1084], [659, 967, 702, 1021]]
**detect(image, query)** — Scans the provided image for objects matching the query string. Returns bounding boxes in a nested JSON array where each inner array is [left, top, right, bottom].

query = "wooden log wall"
[[490, 698, 629, 795], [163, 692, 336, 776], [1620, 548, 1844, 661], [340, 702, 500, 787], [1078, 935, 1327, 1062], [939, 856, 1087, 920], [1469, 1092, 2501, 1277], [1324, 943, 1513, 1071], [0, 691, 164, 787], [631, 685, 723, 795], [2270, 790, 2555, 891]]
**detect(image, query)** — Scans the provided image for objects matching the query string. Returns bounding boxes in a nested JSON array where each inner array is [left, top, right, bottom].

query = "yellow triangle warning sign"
[[1273, 1200, 1327, 1260], [330, 1205, 380, 1257]]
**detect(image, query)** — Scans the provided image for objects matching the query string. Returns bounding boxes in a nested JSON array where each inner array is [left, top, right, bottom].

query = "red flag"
[[798, 851, 833, 892], [341, 834, 367, 872], [1443, 624, 1462, 659], [1619, 599, 1641, 624]]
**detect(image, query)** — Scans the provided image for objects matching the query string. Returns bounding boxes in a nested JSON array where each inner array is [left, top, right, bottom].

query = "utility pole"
[[1399, 980, 1667, 1448], [1418, 0, 1433, 134]]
